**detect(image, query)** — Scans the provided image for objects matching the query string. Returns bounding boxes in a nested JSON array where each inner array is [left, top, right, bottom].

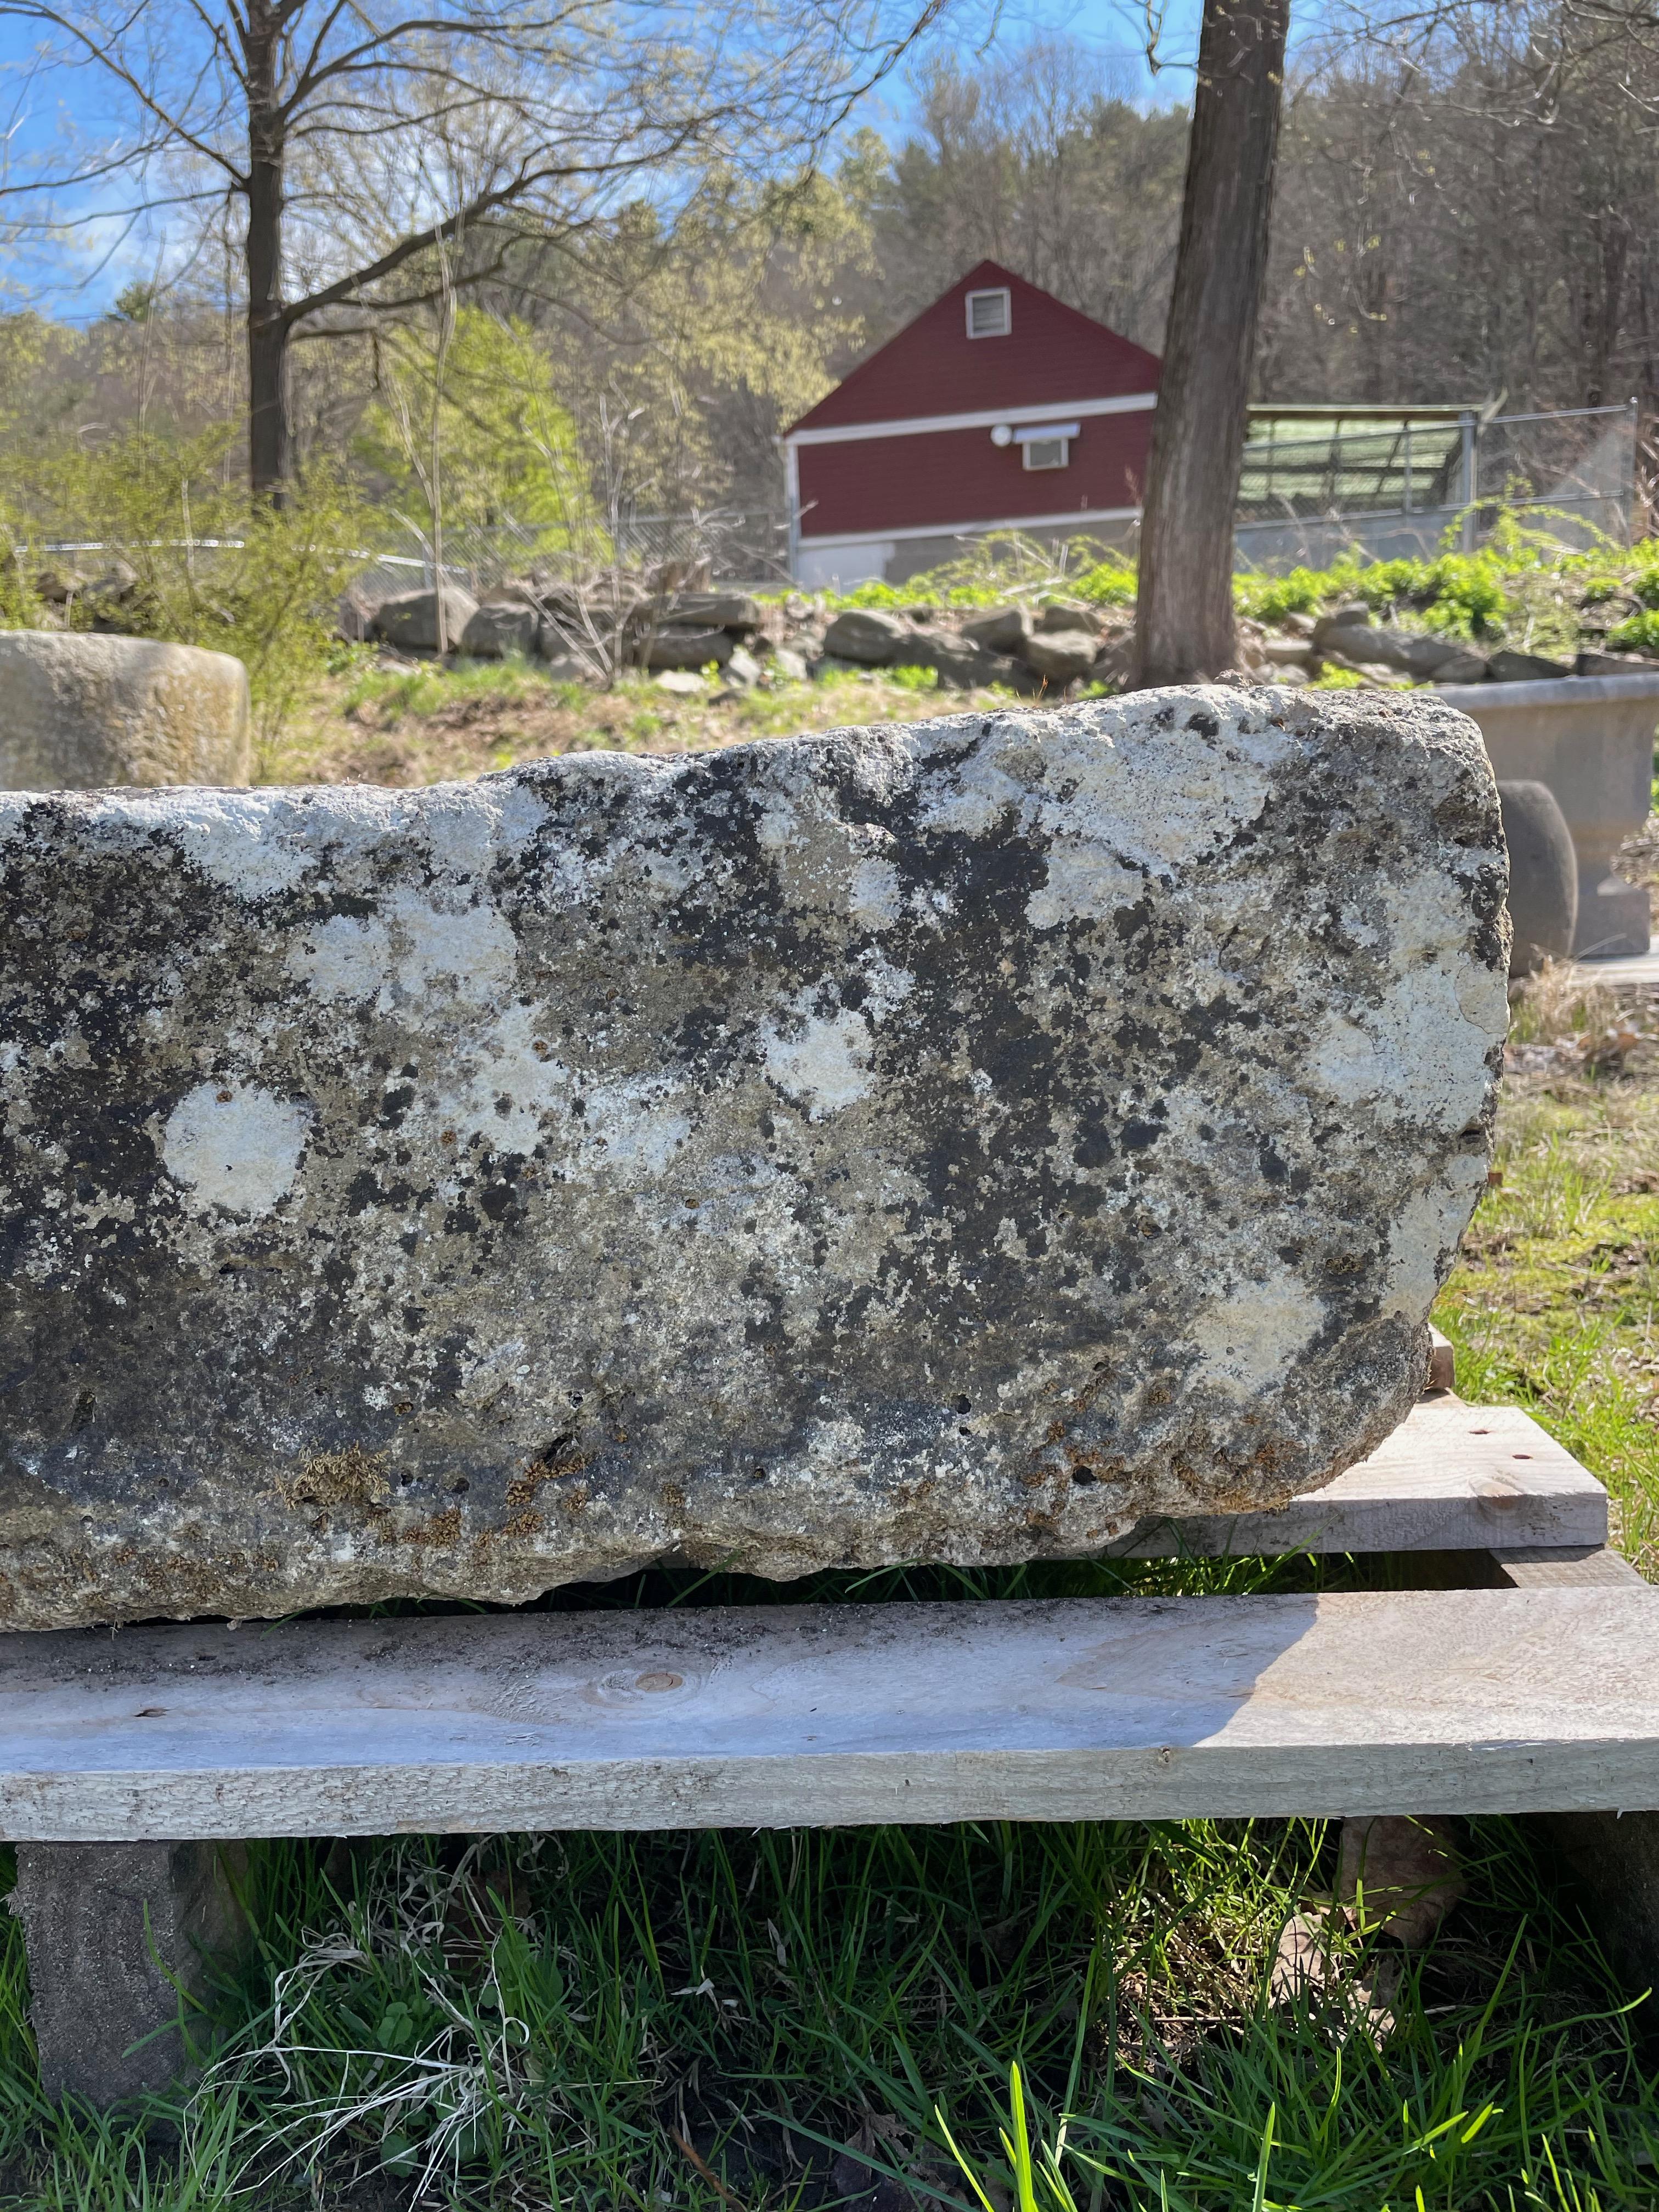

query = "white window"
[[966, 287, 1011, 338], [1011, 421, 1079, 467]]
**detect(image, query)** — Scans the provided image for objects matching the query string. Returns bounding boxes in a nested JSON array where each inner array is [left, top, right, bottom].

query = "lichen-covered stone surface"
[[0, 687, 1507, 1628]]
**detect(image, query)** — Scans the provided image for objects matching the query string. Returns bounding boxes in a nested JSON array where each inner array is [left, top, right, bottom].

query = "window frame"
[[964, 287, 1012, 340], [1020, 435, 1071, 471]]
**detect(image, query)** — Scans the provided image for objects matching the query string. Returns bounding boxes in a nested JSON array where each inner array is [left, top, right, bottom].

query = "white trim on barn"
[[799, 504, 1140, 549], [784, 392, 1156, 449]]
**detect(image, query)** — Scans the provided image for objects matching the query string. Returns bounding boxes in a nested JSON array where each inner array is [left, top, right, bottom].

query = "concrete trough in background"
[[1436, 671, 1659, 958]]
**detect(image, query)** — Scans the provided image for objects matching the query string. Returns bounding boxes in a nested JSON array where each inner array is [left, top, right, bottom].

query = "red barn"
[[782, 259, 1161, 588]]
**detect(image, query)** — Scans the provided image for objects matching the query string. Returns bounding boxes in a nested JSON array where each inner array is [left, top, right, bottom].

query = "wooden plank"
[[0, 1588, 1656, 1840], [1490, 1546, 1648, 1590], [1426, 1326, 1456, 1394], [1114, 1398, 1606, 1557]]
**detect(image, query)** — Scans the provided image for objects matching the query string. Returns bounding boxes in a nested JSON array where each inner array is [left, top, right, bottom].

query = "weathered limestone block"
[[0, 631, 250, 789], [0, 689, 1506, 1627]]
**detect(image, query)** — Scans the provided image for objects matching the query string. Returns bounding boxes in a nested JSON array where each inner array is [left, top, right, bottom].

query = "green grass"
[[338, 652, 585, 725], [3, 1049, 1658, 2205], [1432, 1025, 1659, 1574], [0, 1810, 1653, 2209]]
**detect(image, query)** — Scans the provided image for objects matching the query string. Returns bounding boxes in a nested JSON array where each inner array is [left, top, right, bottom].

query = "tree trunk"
[[244, 9, 290, 500], [1133, 0, 1289, 687]]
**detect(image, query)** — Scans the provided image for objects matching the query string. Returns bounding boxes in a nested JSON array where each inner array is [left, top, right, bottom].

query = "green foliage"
[[1434, 1051, 1659, 1567], [1233, 565, 1327, 622], [1071, 556, 1137, 606], [1237, 548, 1514, 639], [889, 661, 940, 689], [25, 425, 371, 751], [1607, 610, 1659, 654], [354, 309, 599, 554], [340, 652, 552, 726], [0, 527, 42, 629]]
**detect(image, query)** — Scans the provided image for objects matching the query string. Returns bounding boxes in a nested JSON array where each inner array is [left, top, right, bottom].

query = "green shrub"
[[1234, 565, 1328, 622], [1606, 609, 1659, 655], [1072, 556, 1136, 606]]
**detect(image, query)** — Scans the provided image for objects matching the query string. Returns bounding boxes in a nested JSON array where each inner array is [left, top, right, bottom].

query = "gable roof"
[[786, 260, 1161, 437]]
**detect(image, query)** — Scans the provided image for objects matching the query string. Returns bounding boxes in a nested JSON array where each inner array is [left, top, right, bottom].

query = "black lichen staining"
[[0, 687, 1507, 1627]]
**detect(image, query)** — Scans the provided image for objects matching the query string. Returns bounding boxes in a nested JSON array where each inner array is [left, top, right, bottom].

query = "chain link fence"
[[351, 509, 795, 604], [1234, 402, 1639, 571]]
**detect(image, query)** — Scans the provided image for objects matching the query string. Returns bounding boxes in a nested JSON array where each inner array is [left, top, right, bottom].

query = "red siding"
[[788, 261, 1160, 435], [797, 412, 1153, 540]]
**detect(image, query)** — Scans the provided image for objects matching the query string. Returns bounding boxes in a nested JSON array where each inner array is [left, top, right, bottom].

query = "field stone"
[[369, 585, 478, 654], [961, 606, 1031, 655], [823, 607, 911, 664], [639, 624, 733, 671], [1021, 628, 1099, 682], [1487, 647, 1573, 683], [459, 601, 539, 659], [0, 631, 251, 789], [1317, 624, 1471, 682], [0, 686, 1507, 1628]]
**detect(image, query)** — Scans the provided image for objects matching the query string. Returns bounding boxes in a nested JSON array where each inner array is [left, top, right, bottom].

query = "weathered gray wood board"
[[2, 1585, 1656, 1840], [1113, 1397, 1605, 1556], [1491, 1545, 1646, 1589]]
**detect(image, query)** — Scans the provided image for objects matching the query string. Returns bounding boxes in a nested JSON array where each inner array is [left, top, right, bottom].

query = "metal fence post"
[[1629, 398, 1640, 546]]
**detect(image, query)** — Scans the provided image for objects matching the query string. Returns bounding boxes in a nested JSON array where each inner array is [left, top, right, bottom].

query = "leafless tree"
[[0, 0, 949, 496]]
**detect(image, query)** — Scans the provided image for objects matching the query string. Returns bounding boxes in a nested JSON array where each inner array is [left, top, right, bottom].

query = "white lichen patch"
[[761, 1007, 874, 1118], [161, 1081, 311, 1217], [1188, 1270, 1328, 1400]]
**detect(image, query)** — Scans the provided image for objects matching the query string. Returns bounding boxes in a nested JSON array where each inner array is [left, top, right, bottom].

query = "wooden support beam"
[[10, 1842, 249, 2102], [1111, 1398, 1605, 1556], [1490, 1546, 1647, 1590], [0, 1587, 1656, 1840]]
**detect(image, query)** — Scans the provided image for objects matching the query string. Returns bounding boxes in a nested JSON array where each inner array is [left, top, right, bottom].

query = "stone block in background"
[[1496, 780, 1578, 975], [659, 591, 760, 633], [639, 623, 734, 670], [0, 631, 251, 789], [1022, 628, 1099, 682], [822, 607, 911, 664], [961, 605, 1031, 655], [0, 689, 1506, 1627]]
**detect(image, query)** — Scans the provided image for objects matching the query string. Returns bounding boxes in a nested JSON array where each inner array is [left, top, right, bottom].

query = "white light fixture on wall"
[[989, 424, 1013, 448]]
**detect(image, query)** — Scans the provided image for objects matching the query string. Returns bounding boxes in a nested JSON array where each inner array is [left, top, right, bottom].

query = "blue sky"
[[0, 0, 1212, 320]]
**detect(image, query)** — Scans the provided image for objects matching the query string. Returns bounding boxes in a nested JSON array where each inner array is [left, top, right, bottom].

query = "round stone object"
[[1496, 779, 1577, 975], [0, 631, 251, 789]]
